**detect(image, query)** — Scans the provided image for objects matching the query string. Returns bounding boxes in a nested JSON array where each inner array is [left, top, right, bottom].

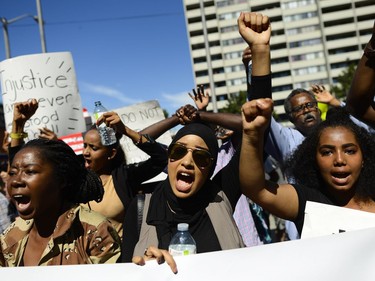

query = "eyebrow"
[[319, 143, 358, 149]]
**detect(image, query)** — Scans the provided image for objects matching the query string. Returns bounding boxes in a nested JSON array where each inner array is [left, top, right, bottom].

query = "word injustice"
[[1, 69, 68, 101]]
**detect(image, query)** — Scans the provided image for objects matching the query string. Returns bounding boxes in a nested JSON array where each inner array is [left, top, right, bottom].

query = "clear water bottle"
[[168, 223, 197, 256], [93, 101, 117, 146]]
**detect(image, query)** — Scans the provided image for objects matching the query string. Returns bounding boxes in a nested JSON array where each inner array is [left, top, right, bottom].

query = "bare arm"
[[238, 12, 298, 220], [197, 111, 242, 132], [240, 99, 299, 220], [238, 12, 271, 100], [346, 20, 375, 127], [139, 105, 197, 139], [311, 84, 341, 107]]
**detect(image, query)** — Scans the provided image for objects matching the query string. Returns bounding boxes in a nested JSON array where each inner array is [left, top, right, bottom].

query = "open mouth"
[[176, 172, 194, 192], [12, 194, 31, 212], [84, 159, 91, 169], [331, 172, 350, 185], [304, 115, 315, 123]]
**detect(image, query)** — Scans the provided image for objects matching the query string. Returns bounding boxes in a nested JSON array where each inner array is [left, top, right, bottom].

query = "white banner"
[[2, 226, 375, 280], [0, 52, 86, 140], [302, 201, 375, 238]]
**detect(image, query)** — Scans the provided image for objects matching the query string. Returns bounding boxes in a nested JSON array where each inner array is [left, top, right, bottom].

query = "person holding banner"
[[121, 121, 245, 262], [120, 11, 274, 263], [82, 111, 168, 239]]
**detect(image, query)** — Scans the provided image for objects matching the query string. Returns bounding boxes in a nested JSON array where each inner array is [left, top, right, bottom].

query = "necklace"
[[166, 201, 177, 214]]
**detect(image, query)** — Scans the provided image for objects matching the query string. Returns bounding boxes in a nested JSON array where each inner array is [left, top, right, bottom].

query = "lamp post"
[[36, 0, 47, 54], [1, 0, 47, 59], [1, 14, 39, 59]]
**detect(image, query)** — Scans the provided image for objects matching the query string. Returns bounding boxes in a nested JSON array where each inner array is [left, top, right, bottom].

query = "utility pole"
[[1, 0, 46, 59], [36, 0, 47, 53], [1, 14, 38, 59]]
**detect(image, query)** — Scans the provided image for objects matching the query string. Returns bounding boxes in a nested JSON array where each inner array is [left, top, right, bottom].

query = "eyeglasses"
[[290, 101, 318, 115], [168, 143, 213, 169]]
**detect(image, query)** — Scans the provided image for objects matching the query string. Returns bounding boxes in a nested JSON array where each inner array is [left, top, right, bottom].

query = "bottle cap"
[[177, 223, 189, 231]]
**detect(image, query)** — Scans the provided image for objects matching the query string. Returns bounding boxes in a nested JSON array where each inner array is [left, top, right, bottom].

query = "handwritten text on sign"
[[111, 100, 172, 164], [0, 52, 86, 140]]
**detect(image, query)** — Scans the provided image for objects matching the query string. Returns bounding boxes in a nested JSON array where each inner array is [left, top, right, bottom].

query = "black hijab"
[[146, 123, 220, 249]]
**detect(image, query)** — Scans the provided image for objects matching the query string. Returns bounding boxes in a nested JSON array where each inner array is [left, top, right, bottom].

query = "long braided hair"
[[22, 139, 104, 203]]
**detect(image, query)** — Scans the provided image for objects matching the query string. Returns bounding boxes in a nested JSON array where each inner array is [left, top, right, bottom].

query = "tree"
[[219, 91, 247, 114], [330, 60, 358, 100], [162, 108, 169, 118]]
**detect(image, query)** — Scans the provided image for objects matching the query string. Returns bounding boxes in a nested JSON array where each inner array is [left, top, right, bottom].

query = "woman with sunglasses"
[[121, 122, 246, 262]]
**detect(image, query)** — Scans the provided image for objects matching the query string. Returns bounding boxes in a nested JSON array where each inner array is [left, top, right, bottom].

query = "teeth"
[[181, 172, 190, 176], [13, 194, 23, 198]]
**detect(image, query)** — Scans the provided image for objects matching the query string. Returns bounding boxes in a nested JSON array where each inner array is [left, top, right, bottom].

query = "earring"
[[108, 157, 111, 160]]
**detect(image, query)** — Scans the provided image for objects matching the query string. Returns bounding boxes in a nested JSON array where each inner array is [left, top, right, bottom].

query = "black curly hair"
[[21, 139, 104, 203], [285, 106, 375, 203]]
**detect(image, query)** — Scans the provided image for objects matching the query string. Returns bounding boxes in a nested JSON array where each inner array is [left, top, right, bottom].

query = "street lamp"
[[1, 14, 39, 59], [1, 0, 47, 59]]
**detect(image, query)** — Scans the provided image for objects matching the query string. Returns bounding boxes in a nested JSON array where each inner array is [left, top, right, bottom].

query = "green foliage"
[[162, 109, 169, 118], [330, 61, 357, 99], [219, 91, 247, 114]]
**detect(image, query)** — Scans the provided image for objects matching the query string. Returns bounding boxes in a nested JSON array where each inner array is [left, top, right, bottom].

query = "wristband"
[[10, 132, 28, 139]]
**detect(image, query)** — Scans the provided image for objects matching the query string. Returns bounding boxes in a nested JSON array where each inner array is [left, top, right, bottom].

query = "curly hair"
[[22, 139, 104, 203], [285, 107, 375, 202]]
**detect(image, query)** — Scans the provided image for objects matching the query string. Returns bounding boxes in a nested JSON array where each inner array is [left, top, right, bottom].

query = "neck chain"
[[166, 200, 177, 214]]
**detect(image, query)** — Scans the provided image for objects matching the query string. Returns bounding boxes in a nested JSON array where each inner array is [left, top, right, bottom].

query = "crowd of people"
[[0, 11, 374, 274]]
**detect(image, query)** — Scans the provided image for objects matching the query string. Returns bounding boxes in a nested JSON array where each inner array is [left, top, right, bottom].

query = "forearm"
[[198, 111, 242, 132], [240, 132, 266, 199], [248, 45, 271, 101], [347, 54, 375, 126], [328, 98, 341, 107], [251, 44, 270, 76], [140, 115, 180, 139], [10, 120, 27, 148]]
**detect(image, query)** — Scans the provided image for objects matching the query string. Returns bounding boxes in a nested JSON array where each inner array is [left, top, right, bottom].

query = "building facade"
[[182, 0, 374, 122]]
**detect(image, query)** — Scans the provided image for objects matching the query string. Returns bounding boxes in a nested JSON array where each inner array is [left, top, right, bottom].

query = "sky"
[[0, 0, 195, 116]]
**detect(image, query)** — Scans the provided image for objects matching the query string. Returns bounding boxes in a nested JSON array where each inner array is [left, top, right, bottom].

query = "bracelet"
[[10, 132, 28, 139], [134, 132, 143, 146]]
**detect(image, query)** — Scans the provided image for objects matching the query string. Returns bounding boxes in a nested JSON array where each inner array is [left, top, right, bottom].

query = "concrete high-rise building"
[[182, 0, 375, 122]]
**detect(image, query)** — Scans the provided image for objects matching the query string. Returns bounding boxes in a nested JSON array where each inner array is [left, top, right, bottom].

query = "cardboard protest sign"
[[112, 100, 172, 164], [0, 52, 86, 141]]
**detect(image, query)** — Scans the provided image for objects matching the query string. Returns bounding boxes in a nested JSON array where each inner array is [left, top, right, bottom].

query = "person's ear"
[[107, 148, 117, 160]]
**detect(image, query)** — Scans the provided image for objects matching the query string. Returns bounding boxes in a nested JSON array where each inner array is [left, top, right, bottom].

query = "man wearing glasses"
[[265, 88, 322, 166]]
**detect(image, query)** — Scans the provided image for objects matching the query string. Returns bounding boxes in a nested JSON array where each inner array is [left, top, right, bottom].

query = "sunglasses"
[[168, 143, 213, 169], [290, 101, 318, 115]]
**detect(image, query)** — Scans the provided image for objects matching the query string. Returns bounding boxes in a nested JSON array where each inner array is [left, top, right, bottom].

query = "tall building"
[[182, 0, 374, 122]]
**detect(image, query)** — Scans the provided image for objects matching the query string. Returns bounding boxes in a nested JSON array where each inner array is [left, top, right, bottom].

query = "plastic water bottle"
[[93, 101, 116, 146], [168, 223, 197, 256]]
